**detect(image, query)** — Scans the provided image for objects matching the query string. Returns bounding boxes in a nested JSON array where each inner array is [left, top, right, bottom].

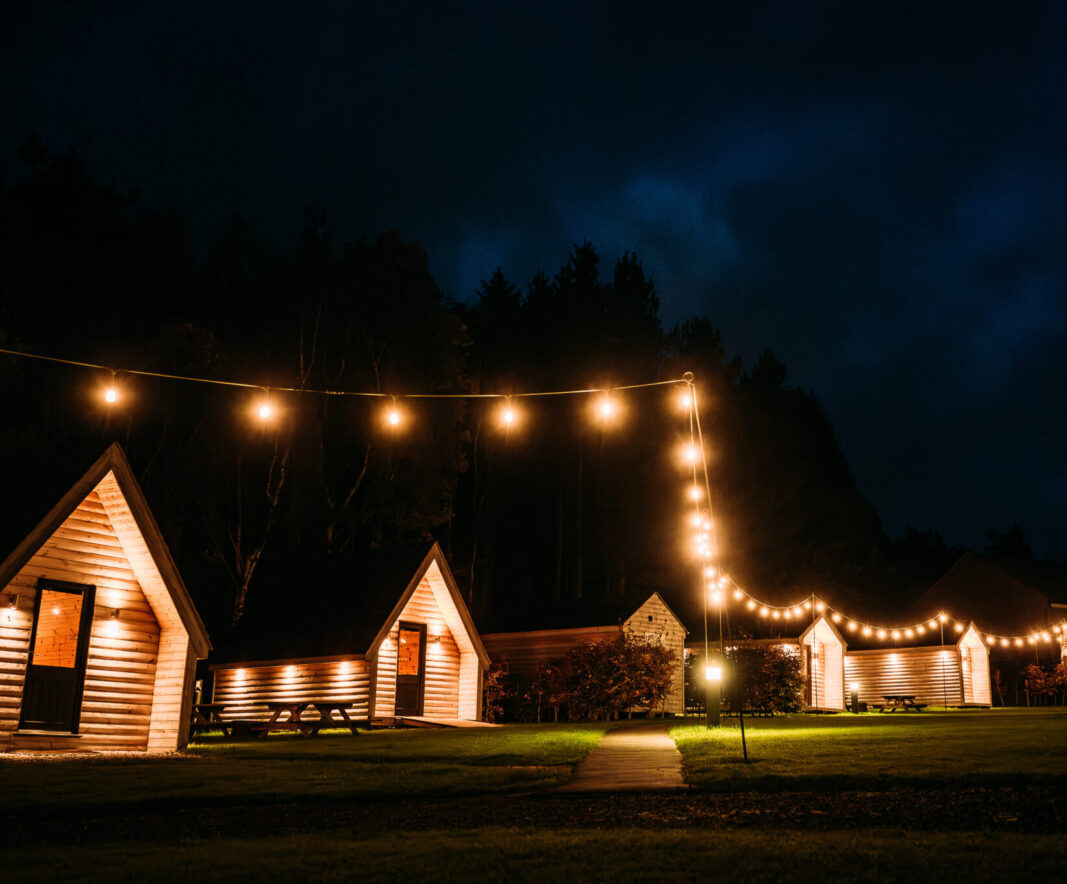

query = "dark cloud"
[[2, 1, 1064, 556]]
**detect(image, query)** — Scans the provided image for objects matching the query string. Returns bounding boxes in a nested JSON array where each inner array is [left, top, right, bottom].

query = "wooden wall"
[[373, 576, 463, 719], [481, 625, 619, 687], [212, 656, 372, 720], [958, 627, 992, 706], [801, 618, 846, 710], [1, 490, 163, 751], [844, 647, 963, 707], [623, 595, 687, 715]]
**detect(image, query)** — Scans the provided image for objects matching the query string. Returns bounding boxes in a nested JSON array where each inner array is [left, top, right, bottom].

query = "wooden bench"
[[250, 700, 368, 737], [878, 695, 926, 712]]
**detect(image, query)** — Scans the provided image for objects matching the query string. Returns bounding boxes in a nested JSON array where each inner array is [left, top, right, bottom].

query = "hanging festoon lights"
[[497, 396, 520, 432], [0, 341, 1059, 650], [101, 369, 121, 406]]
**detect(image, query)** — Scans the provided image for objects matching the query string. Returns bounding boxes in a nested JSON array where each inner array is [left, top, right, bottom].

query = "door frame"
[[19, 577, 96, 733], [394, 621, 427, 716]]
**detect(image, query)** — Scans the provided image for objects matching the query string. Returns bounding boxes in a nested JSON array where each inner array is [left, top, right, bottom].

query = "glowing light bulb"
[[52, 606, 60, 616], [847, 621, 857, 631], [703, 565, 716, 579], [676, 389, 694, 412], [877, 629, 887, 640], [904, 628, 913, 638], [938, 613, 948, 622], [258, 403, 273, 420], [1000, 638, 1009, 648], [705, 665, 722, 681], [104, 387, 118, 404], [710, 590, 723, 606], [891, 629, 901, 640], [759, 606, 769, 618], [733, 589, 744, 601], [687, 484, 703, 502], [928, 620, 937, 629], [803, 601, 811, 611], [917, 625, 926, 635], [772, 610, 781, 620], [815, 602, 825, 613], [862, 626, 872, 637], [502, 407, 515, 426], [1014, 638, 1023, 647], [747, 599, 757, 610], [783, 609, 793, 620], [954, 623, 963, 633], [986, 636, 995, 645], [831, 612, 842, 623], [595, 394, 617, 422], [388, 409, 400, 426]]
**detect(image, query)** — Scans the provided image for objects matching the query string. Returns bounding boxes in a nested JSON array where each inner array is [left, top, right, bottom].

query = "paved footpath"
[[557, 722, 687, 792]]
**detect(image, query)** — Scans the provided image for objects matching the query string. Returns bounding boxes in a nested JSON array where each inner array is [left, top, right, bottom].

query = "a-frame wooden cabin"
[[211, 543, 491, 723], [0, 443, 211, 752]]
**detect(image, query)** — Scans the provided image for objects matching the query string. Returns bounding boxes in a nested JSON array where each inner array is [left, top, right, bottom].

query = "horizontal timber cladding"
[[0, 490, 161, 752], [481, 625, 620, 686], [374, 577, 463, 719], [800, 618, 846, 711], [212, 657, 372, 721], [624, 594, 687, 715], [844, 646, 963, 708]]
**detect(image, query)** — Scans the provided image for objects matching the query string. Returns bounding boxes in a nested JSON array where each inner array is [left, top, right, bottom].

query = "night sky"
[[3, 2, 1065, 558]]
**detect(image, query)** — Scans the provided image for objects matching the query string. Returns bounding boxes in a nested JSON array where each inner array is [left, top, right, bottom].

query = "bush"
[[724, 641, 804, 713], [517, 630, 677, 722]]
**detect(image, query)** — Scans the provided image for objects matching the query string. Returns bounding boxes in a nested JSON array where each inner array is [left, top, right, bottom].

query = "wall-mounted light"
[[105, 609, 120, 637]]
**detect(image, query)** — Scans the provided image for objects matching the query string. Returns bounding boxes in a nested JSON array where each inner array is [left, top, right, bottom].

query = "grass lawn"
[[2, 712, 1064, 881], [0, 723, 608, 816], [3, 827, 1064, 883], [670, 707, 1067, 791]]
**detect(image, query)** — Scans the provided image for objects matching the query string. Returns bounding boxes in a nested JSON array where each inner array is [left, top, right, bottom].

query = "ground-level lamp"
[[849, 681, 860, 714], [705, 663, 722, 728]]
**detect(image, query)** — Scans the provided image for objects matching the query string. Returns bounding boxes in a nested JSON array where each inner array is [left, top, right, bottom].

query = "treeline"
[[0, 139, 976, 644]]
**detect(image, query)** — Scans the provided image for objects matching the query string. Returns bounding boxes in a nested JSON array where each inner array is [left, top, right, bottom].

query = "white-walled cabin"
[[0, 444, 211, 752], [844, 623, 992, 708], [799, 615, 847, 711], [211, 544, 489, 723]]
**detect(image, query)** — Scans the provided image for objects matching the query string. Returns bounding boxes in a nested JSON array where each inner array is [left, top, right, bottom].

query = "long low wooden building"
[[0, 444, 211, 752], [686, 614, 992, 711], [481, 592, 688, 715], [844, 623, 992, 708], [211, 543, 490, 723]]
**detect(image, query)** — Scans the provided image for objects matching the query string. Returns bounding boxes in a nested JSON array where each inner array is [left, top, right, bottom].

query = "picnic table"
[[876, 694, 926, 713], [191, 703, 233, 736], [253, 699, 367, 737]]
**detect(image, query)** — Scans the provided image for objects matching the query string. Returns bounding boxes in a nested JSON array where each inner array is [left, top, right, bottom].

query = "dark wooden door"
[[19, 579, 96, 732], [394, 622, 426, 716]]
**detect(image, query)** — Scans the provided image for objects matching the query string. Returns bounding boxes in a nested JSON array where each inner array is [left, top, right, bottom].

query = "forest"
[[0, 140, 1030, 649]]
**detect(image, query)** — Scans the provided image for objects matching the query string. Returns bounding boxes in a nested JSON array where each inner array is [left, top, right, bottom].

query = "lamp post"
[[705, 663, 722, 727]]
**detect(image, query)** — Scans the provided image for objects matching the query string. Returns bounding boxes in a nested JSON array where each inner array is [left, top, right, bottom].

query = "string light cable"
[[0, 345, 685, 402], [4, 345, 1059, 648]]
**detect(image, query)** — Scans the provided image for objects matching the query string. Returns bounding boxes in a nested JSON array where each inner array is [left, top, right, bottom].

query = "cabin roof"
[[0, 442, 211, 657], [476, 586, 688, 634], [218, 541, 488, 666], [910, 553, 1067, 635]]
